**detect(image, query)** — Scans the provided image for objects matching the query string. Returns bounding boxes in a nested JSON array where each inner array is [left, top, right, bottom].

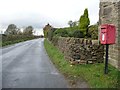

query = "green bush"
[[88, 24, 98, 39], [48, 30, 54, 41], [54, 29, 68, 37], [67, 31, 73, 37], [72, 30, 84, 38]]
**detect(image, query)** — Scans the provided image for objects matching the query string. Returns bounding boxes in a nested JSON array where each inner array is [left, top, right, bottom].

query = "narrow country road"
[[2, 38, 69, 88]]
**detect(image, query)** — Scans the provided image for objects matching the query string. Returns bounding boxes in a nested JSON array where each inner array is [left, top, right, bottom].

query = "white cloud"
[[0, 0, 99, 30]]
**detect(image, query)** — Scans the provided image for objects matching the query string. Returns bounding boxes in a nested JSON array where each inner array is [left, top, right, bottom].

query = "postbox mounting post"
[[105, 44, 109, 74]]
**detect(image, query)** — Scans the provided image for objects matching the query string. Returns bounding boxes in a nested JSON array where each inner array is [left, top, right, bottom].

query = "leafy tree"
[[17, 28, 23, 35], [68, 20, 73, 27], [79, 8, 90, 36], [44, 31, 48, 38], [5, 24, 18, 35], [43, 23, 53, 38], [48, 30, 54, 41], [23, 26, 33, 35], [72, 21, 78, 27]]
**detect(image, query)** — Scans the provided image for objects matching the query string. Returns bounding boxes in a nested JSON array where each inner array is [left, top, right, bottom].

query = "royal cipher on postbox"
[[100, 24, 116, 45]]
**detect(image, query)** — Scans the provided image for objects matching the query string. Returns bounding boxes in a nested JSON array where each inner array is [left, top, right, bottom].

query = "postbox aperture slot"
[[101, 28, 106, 29]]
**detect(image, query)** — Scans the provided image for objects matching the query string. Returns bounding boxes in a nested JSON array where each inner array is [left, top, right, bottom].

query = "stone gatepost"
[[99, 0, 120, 69]]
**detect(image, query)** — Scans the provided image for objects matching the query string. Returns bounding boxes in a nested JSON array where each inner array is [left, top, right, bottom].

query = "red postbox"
[[100, 24, 116, 74], [100, 24, 116, 44]]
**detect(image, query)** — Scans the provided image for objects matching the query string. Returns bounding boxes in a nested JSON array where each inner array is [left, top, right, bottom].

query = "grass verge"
[[44, 39, 120, 88]]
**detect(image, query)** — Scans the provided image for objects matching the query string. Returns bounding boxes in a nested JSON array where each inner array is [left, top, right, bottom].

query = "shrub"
[[68, 31, 73, 37], [48, 30, 54, 41], [88, 24, 98, 39], [54, 29, 68, 37], [72, 30, 84, 38]]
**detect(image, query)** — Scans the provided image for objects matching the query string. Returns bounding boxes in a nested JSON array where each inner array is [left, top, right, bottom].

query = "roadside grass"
[[44, 39, 120, 88]]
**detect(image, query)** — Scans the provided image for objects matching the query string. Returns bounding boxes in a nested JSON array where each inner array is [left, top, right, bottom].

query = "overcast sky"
[[0, 0, 99, 35]]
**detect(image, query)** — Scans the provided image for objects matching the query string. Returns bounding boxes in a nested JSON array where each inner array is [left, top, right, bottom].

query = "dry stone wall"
[[51, 37, 104, 64]]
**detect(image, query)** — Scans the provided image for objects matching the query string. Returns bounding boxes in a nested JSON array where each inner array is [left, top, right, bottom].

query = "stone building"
[[99, 1, 120, 69]]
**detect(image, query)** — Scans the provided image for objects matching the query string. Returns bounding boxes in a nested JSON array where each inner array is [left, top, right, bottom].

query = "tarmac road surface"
[[1, 38, 69, 88]]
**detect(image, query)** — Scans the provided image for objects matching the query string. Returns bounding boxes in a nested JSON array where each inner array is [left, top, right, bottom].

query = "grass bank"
[[1, 35, 40, 47], [44, 39, 120, 88], [1, 38, 33, 47]]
